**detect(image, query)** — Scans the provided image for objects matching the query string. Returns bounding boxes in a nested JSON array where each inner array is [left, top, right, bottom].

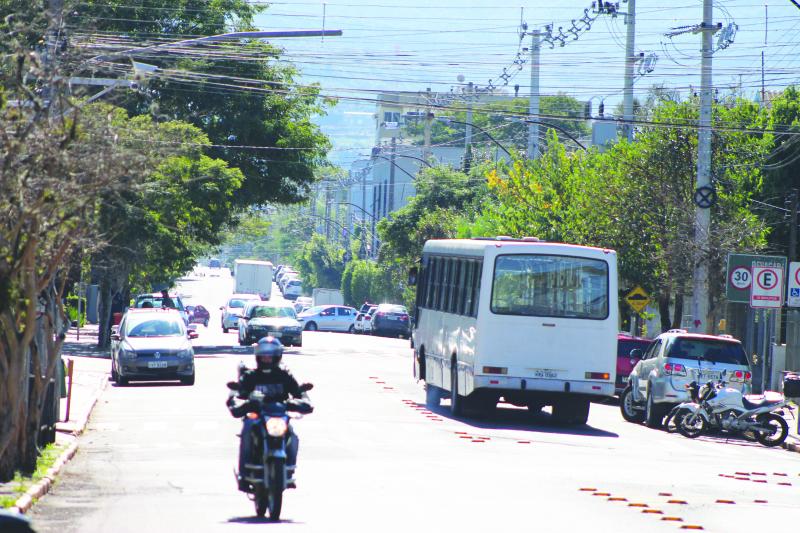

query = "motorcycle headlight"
[[265, 417, 288, 437]]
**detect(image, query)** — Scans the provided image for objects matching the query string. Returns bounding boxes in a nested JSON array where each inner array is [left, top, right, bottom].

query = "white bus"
[[411, 237, 618, 425]]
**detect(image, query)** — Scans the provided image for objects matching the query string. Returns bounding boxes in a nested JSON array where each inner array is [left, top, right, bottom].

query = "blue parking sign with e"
[[792, 288, 800, 298]]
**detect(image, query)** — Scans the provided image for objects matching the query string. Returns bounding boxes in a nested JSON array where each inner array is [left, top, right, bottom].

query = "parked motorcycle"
[[674, 376, 792, 447], [227, 381, 312, 520]]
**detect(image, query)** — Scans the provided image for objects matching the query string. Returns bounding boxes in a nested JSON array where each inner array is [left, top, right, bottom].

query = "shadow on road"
[[61, 341, 110, 359], [420, 403, 619, 438], [226, 516, 301, 525]]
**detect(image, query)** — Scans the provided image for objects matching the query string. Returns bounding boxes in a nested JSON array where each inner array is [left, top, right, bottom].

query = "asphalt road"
[[29, 271, 800, 532]]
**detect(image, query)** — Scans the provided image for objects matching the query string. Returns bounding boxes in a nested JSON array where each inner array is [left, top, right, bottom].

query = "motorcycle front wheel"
[[754, 413, 789, 447], [678, 412, 706, 438], [267, 458, 285, 521], [254, 486, 268, 518]]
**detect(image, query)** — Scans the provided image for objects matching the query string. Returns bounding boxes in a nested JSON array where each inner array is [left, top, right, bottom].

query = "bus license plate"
[[534, 370, 558, 379], [148, 361, 168, 369]]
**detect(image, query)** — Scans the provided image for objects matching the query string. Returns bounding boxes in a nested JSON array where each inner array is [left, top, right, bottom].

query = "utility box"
[[592, 122, 619, 152]]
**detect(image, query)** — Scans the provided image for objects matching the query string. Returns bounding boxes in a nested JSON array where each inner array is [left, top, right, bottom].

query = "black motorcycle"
[[227, 381, 312, 521]]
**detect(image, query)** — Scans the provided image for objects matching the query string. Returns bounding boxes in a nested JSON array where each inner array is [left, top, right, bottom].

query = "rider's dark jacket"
[[228, 364, 312, 417]]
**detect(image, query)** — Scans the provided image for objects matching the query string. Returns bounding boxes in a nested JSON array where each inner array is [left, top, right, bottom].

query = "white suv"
[[620, 330, 752, 428], [220, 294, 261, 332]]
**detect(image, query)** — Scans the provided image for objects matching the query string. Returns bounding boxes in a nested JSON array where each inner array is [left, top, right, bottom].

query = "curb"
[[11, 375, 108, 514]]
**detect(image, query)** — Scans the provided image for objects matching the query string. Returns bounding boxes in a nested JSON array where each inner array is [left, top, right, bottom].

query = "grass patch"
[[0, 442, 67, 509]]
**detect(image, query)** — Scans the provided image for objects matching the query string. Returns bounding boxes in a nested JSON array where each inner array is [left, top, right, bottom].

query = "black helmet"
[[254, 336, 283, 369]]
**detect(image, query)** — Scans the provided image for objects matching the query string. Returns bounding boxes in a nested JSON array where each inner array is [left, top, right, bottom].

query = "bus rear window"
[[490, 254, 609, 319]]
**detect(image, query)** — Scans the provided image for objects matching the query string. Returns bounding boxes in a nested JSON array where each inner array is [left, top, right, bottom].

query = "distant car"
[[297, 305, 357, 333], [293, 297, 312, 313], [237, 301, 303, 347], [615, 333, 653, 395], [185, 304, 210, 327], [370, 304, 411, 339], [620, 329, 752, 428], [283, 279, 303, 300], [209, 258, 221, 269], [220, 294, 261, 332], [110, 308, 196, 386], [134, 293, 188, 325], [354, 305, 378, 334]]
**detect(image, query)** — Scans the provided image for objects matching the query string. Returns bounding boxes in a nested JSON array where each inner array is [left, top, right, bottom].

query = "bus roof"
[[422, 238, 616, 257]]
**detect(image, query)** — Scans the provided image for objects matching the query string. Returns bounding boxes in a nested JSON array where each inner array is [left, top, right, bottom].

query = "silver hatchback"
[[620, 330, 752, 428]]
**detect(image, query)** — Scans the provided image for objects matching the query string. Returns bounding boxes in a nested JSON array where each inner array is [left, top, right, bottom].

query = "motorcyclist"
[[226, 336, 312, 491]]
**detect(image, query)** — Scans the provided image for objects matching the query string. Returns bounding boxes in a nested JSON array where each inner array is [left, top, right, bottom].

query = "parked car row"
[[353, 303, 411, 338], [274, 264, 302, 300]]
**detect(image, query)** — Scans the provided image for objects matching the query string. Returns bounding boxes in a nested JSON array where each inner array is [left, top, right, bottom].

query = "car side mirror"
[[111, 333, 121, 341]]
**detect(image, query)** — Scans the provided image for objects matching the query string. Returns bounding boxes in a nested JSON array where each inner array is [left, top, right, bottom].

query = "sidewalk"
[[2, 324, 109, 514]]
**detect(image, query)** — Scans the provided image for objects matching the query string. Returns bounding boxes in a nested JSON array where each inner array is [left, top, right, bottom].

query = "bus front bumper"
[[474, 375, 614, 397]]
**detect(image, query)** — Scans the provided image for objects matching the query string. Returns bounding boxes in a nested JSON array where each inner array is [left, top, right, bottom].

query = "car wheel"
[[117, 374, 129, 386], [110, 362, 118, 383], [222, 326, 228, 333], [552, 398, 590, 425], [180, 373, 195, 386], [644, 386, 665, 428], [348, 324, 355, 334], [305, 322, 318, 331], [619, 385, 645, 423], [425, 384, 442, 408]]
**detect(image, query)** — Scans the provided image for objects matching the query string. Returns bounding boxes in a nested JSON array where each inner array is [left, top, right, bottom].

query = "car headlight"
[[265, 417, 288, 437], [286, 327, 301, 333], [177, 349, 193, 359], [121, 348, 137, 360]]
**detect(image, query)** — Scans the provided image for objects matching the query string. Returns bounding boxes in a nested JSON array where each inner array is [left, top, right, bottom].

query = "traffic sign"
[[726, 254, 787, 303], [625, 286, 650, 313], [788, 262, 800, 307], [750, 266, 784, 308]]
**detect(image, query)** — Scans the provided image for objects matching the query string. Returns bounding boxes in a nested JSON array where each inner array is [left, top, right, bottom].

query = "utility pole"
[[465, 82, 474, 151], [387, 137, 397, 215], [787, 189, 800, 372], [423, 88, 432, 161], [324, 184, 332, 240], [527, 30, 541, 159], [622, 0, 636, 141], [691, 0, 714, 333]]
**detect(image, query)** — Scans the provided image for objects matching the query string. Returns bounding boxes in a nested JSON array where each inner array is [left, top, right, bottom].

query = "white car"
[[283, 279, 302, 300], [354, 305, 377, 334], [297, 305, 358, 333], [220, 294, 261, 332]]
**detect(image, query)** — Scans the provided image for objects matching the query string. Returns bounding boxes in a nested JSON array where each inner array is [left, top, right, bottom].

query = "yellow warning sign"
[[625, 286, 651, 313]]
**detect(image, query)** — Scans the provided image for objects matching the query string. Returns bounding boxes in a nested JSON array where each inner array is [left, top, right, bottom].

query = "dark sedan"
[[238, 302, 303, 347], [186, 304, 210, 327], [111, 308, 196, 386], [371, 304, 411, 339]]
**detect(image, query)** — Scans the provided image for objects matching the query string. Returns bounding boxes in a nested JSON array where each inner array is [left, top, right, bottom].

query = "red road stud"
[[642, 509, 663, 514], [592, 492, 611, 496], [658, 492, 673, 497], [754, 500, 768, 504], [661, 517, 684, 522], [752, 480, 768, 484], [667, 500, 688, 505], [773, 473, 788, 476], [628, 503, 648, 508], [715, 500, 735, 504], [608, 497, 627, 502], [517, 440, 531, 444], [778, 482, 792, 486], [579, 488, 597, 492], [752, 472, 767, 476], [681, 526, 705, 530]]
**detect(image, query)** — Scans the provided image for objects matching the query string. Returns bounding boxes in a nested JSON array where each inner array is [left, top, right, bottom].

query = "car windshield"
[[250, 306, 296, 319], [125, 317, 184, 337], [667, 339, 749, 365], [228, 299, 249, 308]]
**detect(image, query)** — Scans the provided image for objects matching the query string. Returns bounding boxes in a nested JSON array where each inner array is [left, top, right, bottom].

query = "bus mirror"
[[408, 267, 418, 285]]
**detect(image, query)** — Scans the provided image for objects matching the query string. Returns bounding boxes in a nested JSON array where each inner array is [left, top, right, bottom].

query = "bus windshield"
[[490, 254, 609, 319]]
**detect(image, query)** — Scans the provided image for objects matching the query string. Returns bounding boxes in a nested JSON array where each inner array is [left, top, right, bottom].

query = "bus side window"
[[455, 259, 466, 315], [427, 257, 436, 309], [440, 258, 451, 312], [463, 260, 473, 316], [432, 257, 442, 310], [471, 261, 483, 317], [416, 257, 428, 309], [450, 259, 461, 314]]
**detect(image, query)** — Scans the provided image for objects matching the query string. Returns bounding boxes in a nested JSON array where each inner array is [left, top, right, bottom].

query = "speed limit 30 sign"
[[750, 266, 784, 308]]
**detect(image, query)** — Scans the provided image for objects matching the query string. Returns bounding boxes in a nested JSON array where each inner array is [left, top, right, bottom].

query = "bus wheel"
[[552, 398, 590, 425], [450, 366, 463, 416], [425, 384, 441, 408]]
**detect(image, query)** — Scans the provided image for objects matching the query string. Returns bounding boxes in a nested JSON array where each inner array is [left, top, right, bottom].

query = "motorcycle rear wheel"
[[754, 413, 789, 447], [678, 412, 706, 438]]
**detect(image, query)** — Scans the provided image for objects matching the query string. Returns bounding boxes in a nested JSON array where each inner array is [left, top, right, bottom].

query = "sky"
[[250, 0, 800, 165]]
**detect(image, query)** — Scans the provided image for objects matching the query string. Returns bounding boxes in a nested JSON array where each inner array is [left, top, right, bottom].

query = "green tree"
[[294, 234, 345, 291]]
